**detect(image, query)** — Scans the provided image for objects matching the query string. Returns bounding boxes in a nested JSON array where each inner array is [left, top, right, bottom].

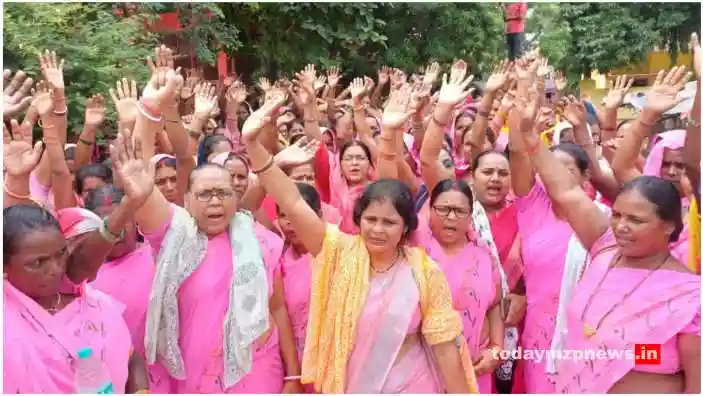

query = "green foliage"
[[3, 3, 158, 137], [528, 2, 701, 84]]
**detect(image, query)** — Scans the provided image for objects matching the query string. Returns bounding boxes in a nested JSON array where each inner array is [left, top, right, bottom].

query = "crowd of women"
[[2, 36, 701, 394]]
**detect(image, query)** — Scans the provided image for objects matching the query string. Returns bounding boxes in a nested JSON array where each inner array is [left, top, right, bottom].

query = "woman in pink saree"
[[278, 183, 324, 393], [513, 98, 700, 392], [110, 121, 300, 393], [415, 179, 504, 393], [3, 204, 149, 393], [331, 140, 375, 234], [242, 88, 479, 393]]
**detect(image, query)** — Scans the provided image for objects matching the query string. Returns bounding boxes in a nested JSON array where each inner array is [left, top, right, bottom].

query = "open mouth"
[[206, 213, 225, 221]]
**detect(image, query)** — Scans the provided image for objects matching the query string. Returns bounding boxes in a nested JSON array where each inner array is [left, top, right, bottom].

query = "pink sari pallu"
[[556, 265, 700, 394], [3, 280, 131, 393], [345, 263, 441, 393]]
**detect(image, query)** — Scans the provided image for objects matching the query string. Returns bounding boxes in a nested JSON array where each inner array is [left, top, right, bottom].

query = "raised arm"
[[242, 93, 326, 257], [600, 75, 634, 142], [510, 95, 609, 251], [420, 60, 474, 192], [684, 34, 701, 205], [3, 120, 43, 207], [468, 60, 511, 160], [377, 84, 415, 180], [611, 66, 692, 184]]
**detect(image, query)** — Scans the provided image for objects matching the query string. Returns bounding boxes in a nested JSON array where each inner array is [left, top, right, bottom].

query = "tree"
[[3, 3, 159, 137], [528, 3, 701, 86]]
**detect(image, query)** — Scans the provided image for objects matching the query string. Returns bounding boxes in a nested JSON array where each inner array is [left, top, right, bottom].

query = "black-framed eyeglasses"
[[432, 205, 471, 219], [194, 189, 235, 202]]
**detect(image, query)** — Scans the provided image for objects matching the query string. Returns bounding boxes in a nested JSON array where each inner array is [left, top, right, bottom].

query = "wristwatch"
[[99, 217, 125, 244]]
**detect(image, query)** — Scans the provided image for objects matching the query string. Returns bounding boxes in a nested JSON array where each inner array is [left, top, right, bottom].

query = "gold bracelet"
[[252, 155, 275, 174]]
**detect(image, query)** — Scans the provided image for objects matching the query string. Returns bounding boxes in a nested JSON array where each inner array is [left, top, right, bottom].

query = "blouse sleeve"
[[420, 262, 463, 345]]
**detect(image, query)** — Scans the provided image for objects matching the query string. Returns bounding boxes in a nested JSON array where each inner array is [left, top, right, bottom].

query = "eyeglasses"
[[193, 189, 235, 202], [432, 205, 471, 219]]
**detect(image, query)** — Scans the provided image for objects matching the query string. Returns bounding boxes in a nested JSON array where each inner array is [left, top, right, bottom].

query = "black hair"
[[64, 146, 76, 161], [616, 119, 631, 132], [289, 133, 307, 146], [279, 182, 322, 217], [155, 156, 177, 170], [339, 140, 373, 165], [353, 179, 418, 240], [429, 179, 474, 210], [75, 163, 113, 194], [187, 162, 232, 191], [3, 204, 61, 263], [84, 184, 125, 212], [551, 143, 590, 175], [443, 133, 453, 151], [471, 150, 509, 174], [197, 134, 232, 166], [621, 176, 684, 242], [222, 153, 250, 172]]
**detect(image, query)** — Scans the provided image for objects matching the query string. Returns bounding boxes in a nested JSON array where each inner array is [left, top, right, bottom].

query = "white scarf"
[[144, 206, 269, 388], [547, 201, 610, 374], [471, 199, 519, 379]]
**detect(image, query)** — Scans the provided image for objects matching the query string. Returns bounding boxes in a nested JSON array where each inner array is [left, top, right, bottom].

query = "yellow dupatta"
[[688, 199, 700, 274], [301, 225, 478, 393]]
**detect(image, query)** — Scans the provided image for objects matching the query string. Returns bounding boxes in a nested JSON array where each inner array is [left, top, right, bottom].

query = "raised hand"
[[3, 70, 33, 119], [422, 61, 441, 86], [109, 78, 139, 126], [485, 60, 512, 94], [409, 82, 431, 114], [507, 91, 540, 147], [363, 76, 375, 94], [536, 57, 550, 79], [194, 82, 219, 120], [294, 64, 317, 105], [390, 68, 407, 90], [226, 80, 248, 107], [109, 127, 154, 208], [141, 67, 183, 111], [603, 75, 634, 109], [691, 33, 701, 80], [38, 49, 65, 91], [3, 119, 43, 176], [326, 66, 341, 88], [31, 80, 55, 118], [561, 95, 587, 128], [383, 84, 414, 129], [314, 75, 327, 92], [349, 77, 366, 105], [644, 66, 692, 115], [555, 71, 567, 92], [258, 77, 272, 93], [275, 136, 319, 168], [437, 60, 474, 106], [241, 90, 287, 143], [84, 94, 107, 127]]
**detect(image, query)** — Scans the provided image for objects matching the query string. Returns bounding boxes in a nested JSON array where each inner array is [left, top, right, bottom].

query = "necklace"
[[46, 293, 63, 314], [370, 251, 401, 274], [580, 254, 668, 339]]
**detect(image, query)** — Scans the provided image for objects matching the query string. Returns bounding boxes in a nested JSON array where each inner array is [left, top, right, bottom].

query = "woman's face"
[[289, 163, 316, 186], [81, 176, 107, 201], [359, 199, 405, 256], [456, 114, 474, 147], [185, 167, 237, 235], [429, 190, 472, 246], [207, 141, 233, 162], [290, 122, 305, 137], [322, 132, 335, 152], [660, 148, 685, 187], [340, 145, 371, 185], [5, 228, 68, 299], [93, 203, 138, 260], [611, 188, 675, 258], [473, 153, 511, 208], [155, 165, 178, 203], [224, 157, 249, 200], [278, 209, 310, 253]]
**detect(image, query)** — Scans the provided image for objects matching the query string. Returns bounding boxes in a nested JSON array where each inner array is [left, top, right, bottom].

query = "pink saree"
[[142, 211, 285, 393], [556, 229, 701, 393], [345, 263, 443, 393], [91, 244, 155, 358], [329, 151, 375, 235], [415, 219, 498, 393], [515, 182, 574, 393], [487, 202, 523, 291], [3, 280, 132, 393]]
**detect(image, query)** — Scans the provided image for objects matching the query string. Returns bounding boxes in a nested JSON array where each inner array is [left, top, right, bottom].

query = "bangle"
[[140, 101, 161, 118], [187, 128, 201, 139], [478, 109, 490, 118], [137, 102, 162, 123], [99, 217, 125, 244], [135, 390, 150, 394], [379, 151, 397, 160], [526, 142, 541, 156], [53, 108, 67, 116], [164, 119, 181, 124], [284, 375, 301, 382], [252, 155, 275, 174], [432, 114, 450, 128], [78, 138, 94, 146], [3, 182, 30, 200], [304, 117, 317, 123]]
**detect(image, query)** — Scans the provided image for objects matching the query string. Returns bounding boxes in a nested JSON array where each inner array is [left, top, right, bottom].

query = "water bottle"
[[74, 347, 114, 394]]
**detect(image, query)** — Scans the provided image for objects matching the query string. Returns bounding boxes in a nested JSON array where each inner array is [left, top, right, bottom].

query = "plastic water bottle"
[[74, 347, 114, 394]]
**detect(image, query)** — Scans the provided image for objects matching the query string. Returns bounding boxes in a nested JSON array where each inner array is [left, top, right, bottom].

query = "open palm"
[[110, 128, 154, 205], [4, 120, 43, 176], [644, 66, 691, 114]]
